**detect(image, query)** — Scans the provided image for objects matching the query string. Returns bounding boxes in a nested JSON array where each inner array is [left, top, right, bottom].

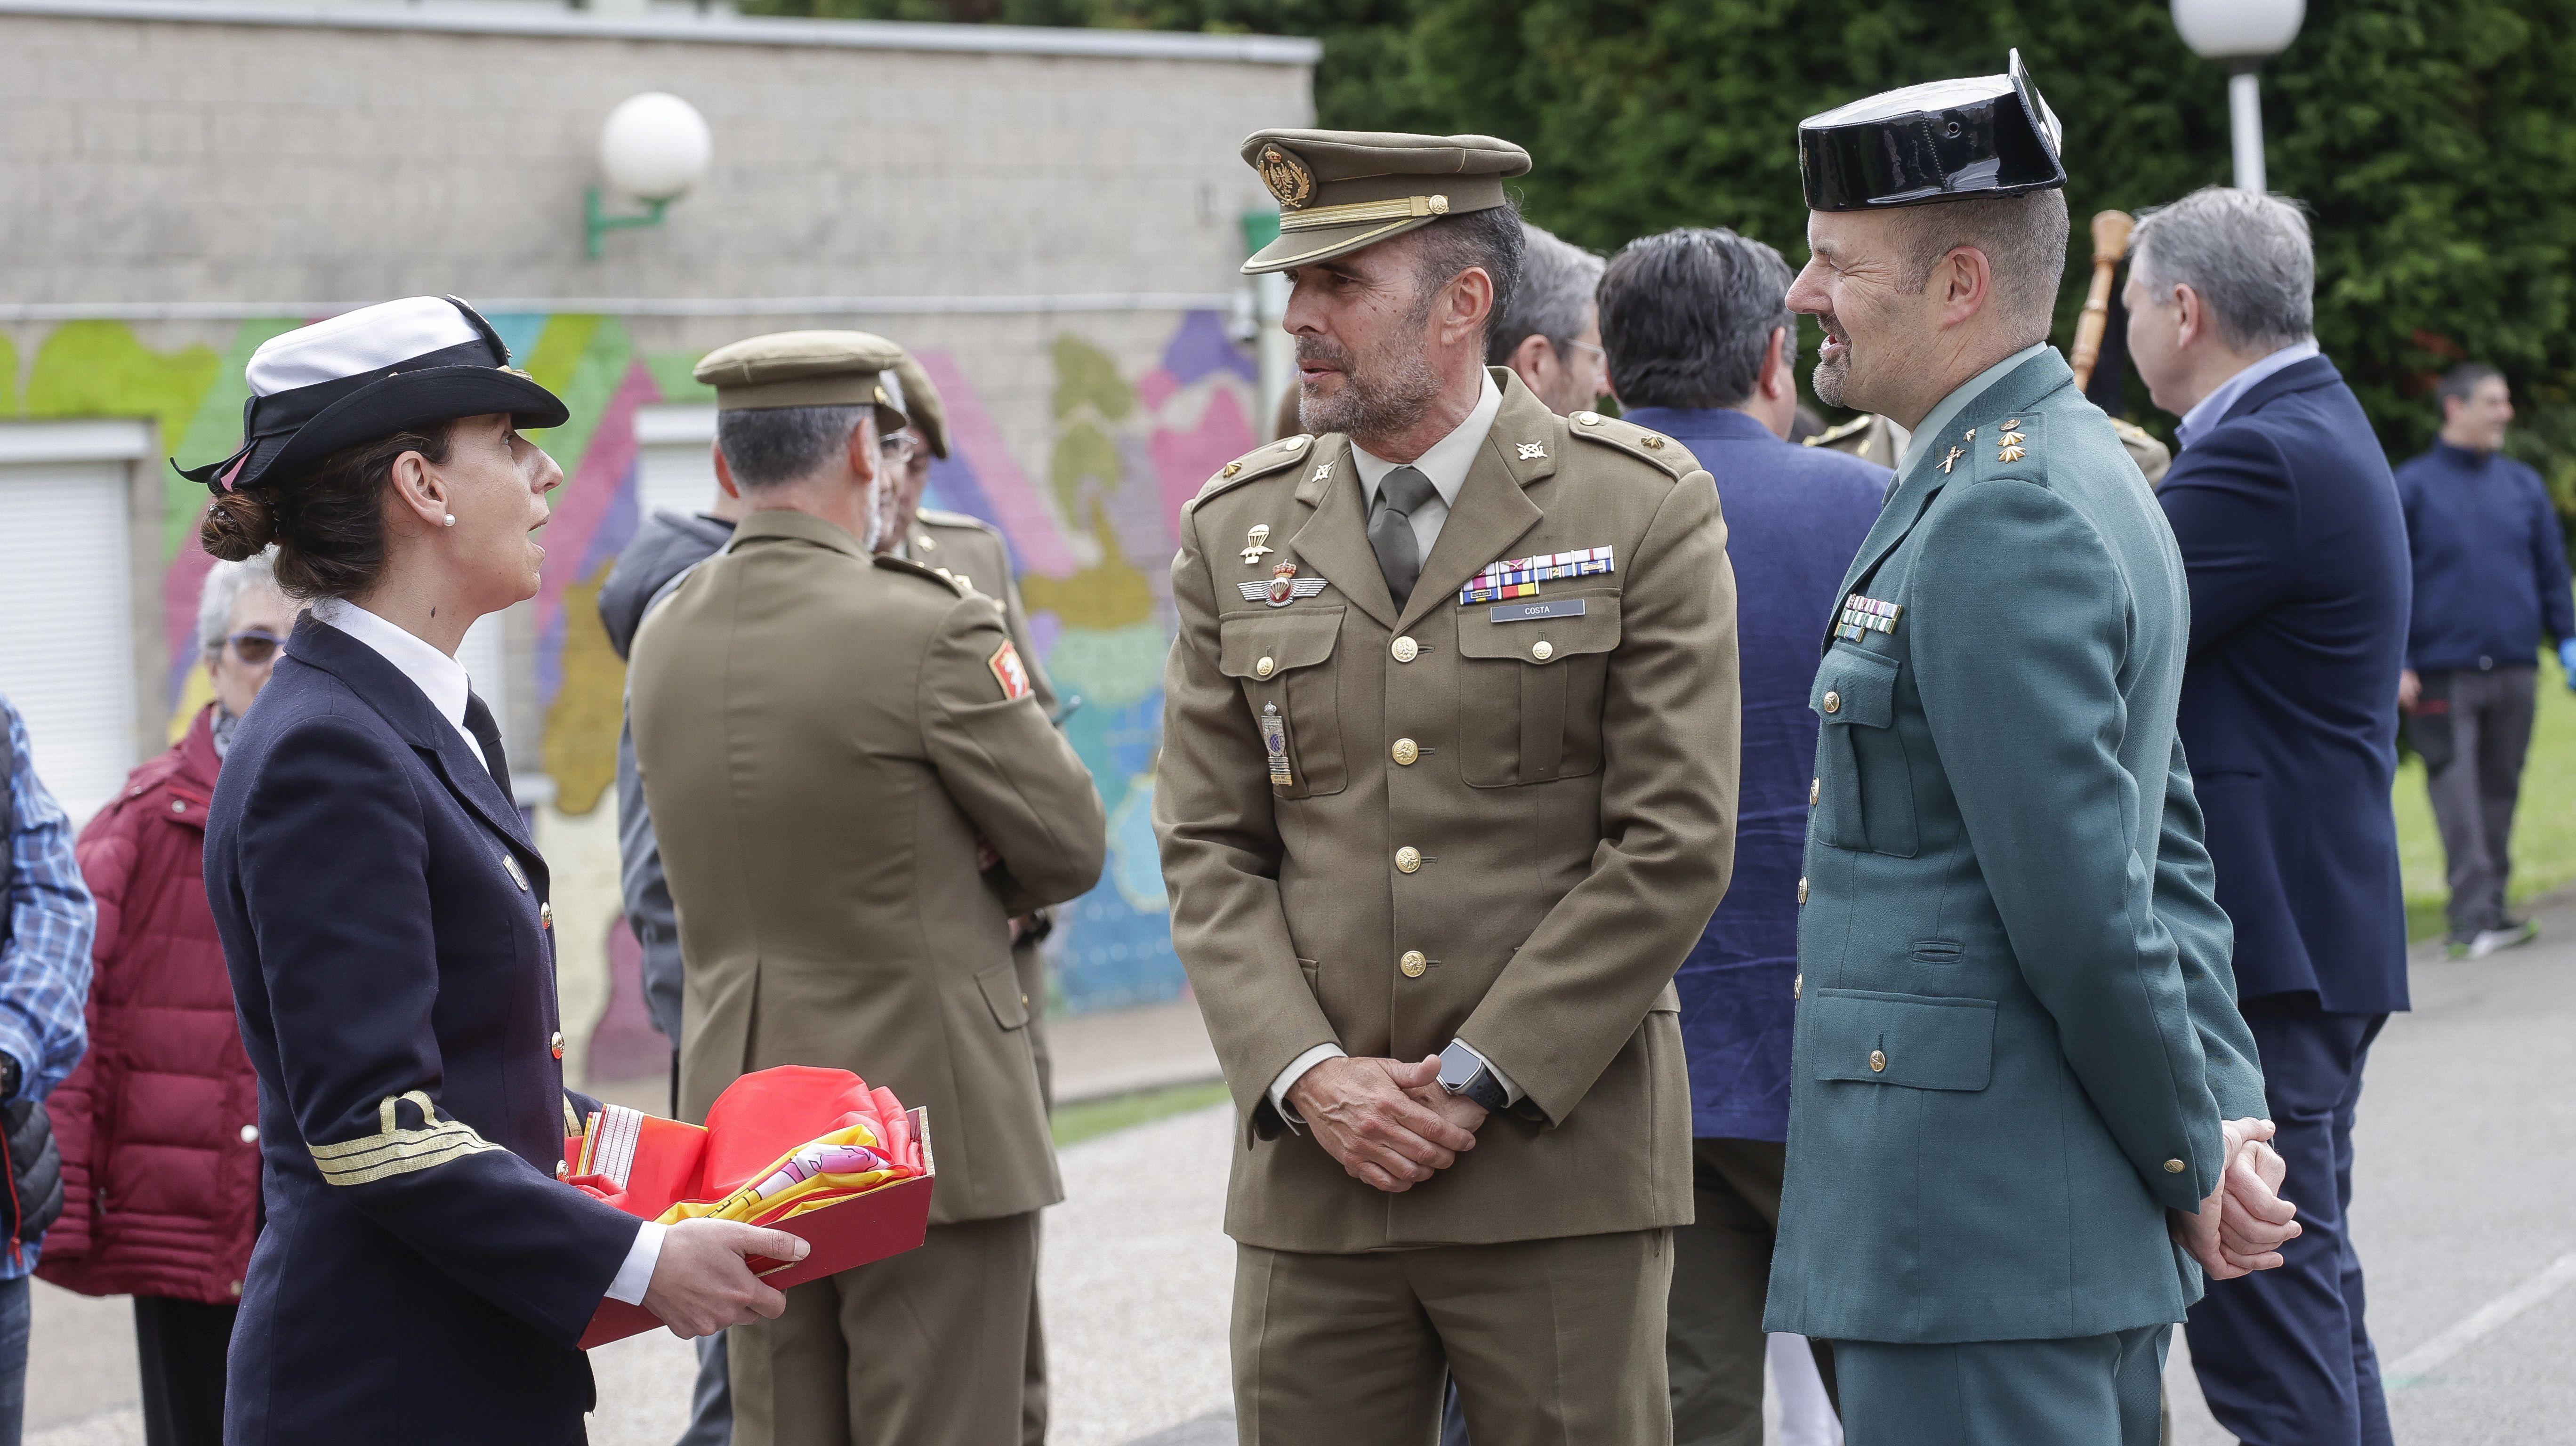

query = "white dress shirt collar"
[[1900, 342, 2051, 475], [2175, 340, 2320, 451], [1351, 368, 1505, 510], [306, 596, 486, 768]]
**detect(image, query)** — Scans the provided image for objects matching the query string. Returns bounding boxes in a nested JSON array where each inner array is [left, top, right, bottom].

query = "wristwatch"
[[1437, 1039, 1509, 1112]]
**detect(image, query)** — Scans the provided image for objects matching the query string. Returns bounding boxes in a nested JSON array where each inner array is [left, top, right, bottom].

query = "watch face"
[[1436, 1040, 1481, 1092]]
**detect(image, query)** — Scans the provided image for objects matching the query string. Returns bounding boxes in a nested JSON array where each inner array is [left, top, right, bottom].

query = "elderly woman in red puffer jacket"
[[38, 553, 292, 1446]]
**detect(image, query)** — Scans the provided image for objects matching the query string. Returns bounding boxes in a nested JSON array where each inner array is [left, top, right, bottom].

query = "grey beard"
[[1811, 350, 1852, 410], [1298, 345, 1444, 442]]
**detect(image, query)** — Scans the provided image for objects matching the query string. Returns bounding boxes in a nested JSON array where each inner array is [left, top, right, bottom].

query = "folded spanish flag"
[[564, 1065, 936, 1348]]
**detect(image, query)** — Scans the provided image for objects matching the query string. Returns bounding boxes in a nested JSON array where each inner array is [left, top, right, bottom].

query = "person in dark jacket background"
[[42, 554, 290, 1446], [1598, 225, 1883, 1446], [2126, 186, 2410, 1446], [2393, 362, 2576, 959]]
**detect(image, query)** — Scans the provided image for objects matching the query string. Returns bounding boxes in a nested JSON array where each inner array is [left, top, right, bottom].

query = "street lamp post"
[[587, 93, 713, 259], [2171, 0, 2306, 192]]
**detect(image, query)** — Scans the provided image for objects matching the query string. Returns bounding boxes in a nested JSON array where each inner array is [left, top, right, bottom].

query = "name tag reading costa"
[[1489, 598, 1586, 624]]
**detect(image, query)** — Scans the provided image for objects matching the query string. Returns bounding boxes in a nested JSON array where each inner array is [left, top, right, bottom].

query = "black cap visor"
[[182, 366, 568, 491]]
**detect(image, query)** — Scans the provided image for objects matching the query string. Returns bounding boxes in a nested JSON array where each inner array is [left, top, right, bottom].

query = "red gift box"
[[568, 1066, 937, 1349]]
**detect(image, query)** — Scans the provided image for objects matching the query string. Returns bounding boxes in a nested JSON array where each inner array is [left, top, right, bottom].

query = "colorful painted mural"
[[0, 308, 1259, 1082]]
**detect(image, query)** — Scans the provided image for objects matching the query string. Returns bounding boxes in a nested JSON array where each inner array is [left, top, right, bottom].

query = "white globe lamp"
[[2171, 0, 2305, 192], [587, 93, 712, 257]]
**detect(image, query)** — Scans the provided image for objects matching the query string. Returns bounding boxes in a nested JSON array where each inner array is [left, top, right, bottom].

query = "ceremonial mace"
[[2069, 209, 2134, 392]]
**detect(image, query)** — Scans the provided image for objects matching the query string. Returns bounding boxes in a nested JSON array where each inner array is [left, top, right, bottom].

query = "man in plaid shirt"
[[0, 694, 95, 1445]]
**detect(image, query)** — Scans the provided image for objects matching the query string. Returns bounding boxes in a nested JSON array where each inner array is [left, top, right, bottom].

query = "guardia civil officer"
[[1154, 131, 1741, 1444], [1760, 57, 2298, 1444], [864, 353, 1062, 1446], [629, 332, 1105, 1446], [189, 297, 802, 1444]]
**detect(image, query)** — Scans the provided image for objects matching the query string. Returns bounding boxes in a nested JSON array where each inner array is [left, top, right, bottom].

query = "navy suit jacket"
[[1620, 406, 1887, 1139], [2157, 355, 2412, 1014], [206, 616, 640, 1445]]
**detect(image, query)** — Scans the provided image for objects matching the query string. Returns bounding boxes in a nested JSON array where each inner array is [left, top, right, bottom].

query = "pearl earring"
[[442, 514, 456, 528]]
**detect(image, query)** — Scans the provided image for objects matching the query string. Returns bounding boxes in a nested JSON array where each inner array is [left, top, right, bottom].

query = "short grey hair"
[[1887, 189, 2071, 344], [2131, 187, 2315, 353], [1485, 222, 1603, 366], [716, 404, 871, 490], [198, 549, 281, 653]]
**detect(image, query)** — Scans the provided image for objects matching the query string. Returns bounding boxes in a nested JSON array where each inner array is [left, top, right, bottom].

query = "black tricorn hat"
[[177, 295, 569, 493], [1799, 49, 2067, 212]]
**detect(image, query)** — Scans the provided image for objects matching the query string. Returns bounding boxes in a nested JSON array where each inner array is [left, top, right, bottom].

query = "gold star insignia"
[[1940, 446, 1965, 474], [1998, 431, 2027, 447], [1998, 444, 2028, 463], [2002, 418, 2022, 430]]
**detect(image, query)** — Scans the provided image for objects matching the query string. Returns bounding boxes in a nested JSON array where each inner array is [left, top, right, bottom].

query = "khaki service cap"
[[1240, 129, 1532, 274], [890, 353, 948, 460], [693, 330, 910, 434]]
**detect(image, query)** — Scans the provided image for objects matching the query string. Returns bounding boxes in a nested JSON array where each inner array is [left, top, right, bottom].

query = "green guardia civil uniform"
[[1767, 53, 2267, 1446]]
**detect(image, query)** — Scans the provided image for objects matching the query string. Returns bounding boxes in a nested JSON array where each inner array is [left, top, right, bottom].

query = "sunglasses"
[[225, 629, 285, 665]]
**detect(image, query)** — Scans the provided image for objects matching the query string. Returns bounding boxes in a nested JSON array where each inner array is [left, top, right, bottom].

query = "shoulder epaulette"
[[1186, 434, 1316, 513], [914, 506, 1001, 538], [1565, 410, 1695, 478], [2109, 418, 2155, 445], [1805, 415, 1873, 448], [872, 551, 968, 595], [1966, 410, 2047, 483]]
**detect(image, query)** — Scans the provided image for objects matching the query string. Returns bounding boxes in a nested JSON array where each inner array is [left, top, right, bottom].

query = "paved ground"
[[23, 895, 2576, 1444]]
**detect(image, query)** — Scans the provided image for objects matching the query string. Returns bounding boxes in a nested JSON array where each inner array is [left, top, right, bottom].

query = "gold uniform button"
[[1395, 846, 1423, 874], [1821, 690, 1841, 715], [1400, 950, 1428, 978], [550, 1030, 566, 1060], [1574, 411, 1602, 426], [1392, 636, 1420, 663], [2164, 1158, 2187, 1174], [1255, 655, 1275, 679], [1391, 738, 1419, 766], [1868, 1049, 1887, 1073], [1531, 640, 1554, 661], [1810, 777, 1820, 806], [1797, 876, 1809, 904]]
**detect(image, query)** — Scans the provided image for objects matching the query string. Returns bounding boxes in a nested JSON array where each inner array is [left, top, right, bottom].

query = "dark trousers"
[[2185, 998, 2391, 1446], [2415, 665, 2536, 938], [1667, 1139, 1835, 1445], [134, 1295, 236, 1446]]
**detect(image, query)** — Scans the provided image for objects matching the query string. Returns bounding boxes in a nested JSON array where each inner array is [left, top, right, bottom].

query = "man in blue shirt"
[[2395, 363, 2576, 958], [0, 696, 96, 1444], [1598, 226, 1885, 1446]]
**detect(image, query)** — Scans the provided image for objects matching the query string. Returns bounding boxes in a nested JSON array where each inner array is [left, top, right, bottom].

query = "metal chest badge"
[[1240, 524, 1273, 565], [1259, 703, 1293, 787], [1240, 561, 1329, 608]]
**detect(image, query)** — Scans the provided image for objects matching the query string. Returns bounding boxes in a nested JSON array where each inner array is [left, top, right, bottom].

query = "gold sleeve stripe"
[[308, 1091, 507, 1187]]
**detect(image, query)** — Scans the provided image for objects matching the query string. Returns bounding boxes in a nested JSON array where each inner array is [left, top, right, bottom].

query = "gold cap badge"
[[1258, 145, 1316, 209]]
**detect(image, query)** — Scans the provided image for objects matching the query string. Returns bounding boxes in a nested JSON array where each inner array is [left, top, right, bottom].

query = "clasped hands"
[[1287, 1054, 1486, 1193], [2169, 1117, 2301, 1280]]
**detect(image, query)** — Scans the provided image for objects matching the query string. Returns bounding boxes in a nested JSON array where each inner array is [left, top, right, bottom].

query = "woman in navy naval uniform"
[[187, 297, 805, 1444]]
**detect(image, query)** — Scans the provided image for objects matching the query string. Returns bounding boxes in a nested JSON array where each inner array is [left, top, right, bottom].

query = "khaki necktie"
[[1368, 465, 1439, 609]]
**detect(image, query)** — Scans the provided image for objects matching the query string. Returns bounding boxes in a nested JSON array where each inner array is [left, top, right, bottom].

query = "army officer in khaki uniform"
[[1155, 130, 1742, 1445], [630, 331, 1107, 1446]]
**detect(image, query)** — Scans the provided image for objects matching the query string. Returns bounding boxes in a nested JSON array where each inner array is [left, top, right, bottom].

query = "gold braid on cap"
[[1277, 193, 1453, 232]]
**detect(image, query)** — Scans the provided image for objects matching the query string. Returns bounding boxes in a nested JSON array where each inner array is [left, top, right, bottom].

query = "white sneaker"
[[2467, 921, 2542, 958]]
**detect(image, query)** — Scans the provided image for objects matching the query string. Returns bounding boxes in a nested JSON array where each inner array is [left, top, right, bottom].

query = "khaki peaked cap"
[[693, 329, 910, 433], [1240, 129, 1531, 274], [891, 353, 949, 459]]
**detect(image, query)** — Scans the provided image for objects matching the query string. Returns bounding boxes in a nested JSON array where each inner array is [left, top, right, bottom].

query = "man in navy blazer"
[[2126, 188, 2409, 1446], [1599, 226, 1885, 1445]]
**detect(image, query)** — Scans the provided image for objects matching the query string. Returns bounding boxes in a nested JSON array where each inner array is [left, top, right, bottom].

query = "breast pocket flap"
[[1456, 594, 1621, 663], [1218, 608, 1344, 679], [1808, 989, 1994, 1091], [1812, 645, 1897, 729]]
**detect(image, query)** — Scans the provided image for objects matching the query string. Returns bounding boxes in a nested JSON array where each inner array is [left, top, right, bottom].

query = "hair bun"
[[200, 490, 278, 562]]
